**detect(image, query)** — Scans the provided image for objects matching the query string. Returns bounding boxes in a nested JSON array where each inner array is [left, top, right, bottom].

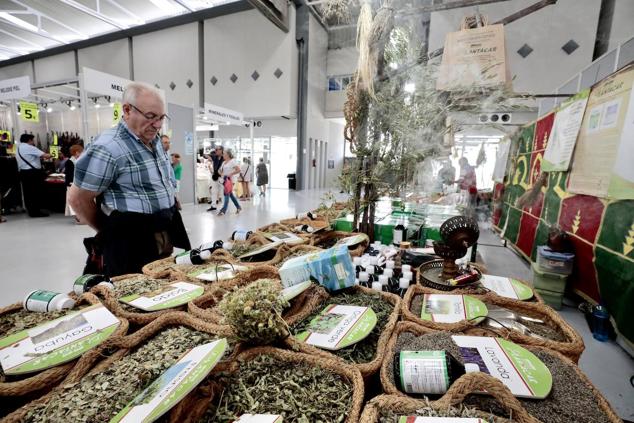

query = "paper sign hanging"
[[0, 75, 30, 101], [118, 281, 204, 311], [0, 304, 120, 375], [49, 145, 59, 159], [19, 101, 39, 122], [111, 339, 227, 423], [112, 102, 122, 125]]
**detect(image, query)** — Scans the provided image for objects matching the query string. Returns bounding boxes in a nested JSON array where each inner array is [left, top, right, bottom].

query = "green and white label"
[[452, 335, 552, 399], [398, 417, 488, 423], [335, 234, 368, 247], [296, 305, 376, 350], [480, 275, 534, 301], [0, 304, 119, 375], [420, 294, 488, 324], [280, 281, 312, 302], [111, 339, 227, 423], [119, 282, 204, 311], [189, 264, 249, 281], [264, 232, 304, 245], [235, 415, 283, 423], [239, 241, 283, 260], [399, 351, 450, 395]]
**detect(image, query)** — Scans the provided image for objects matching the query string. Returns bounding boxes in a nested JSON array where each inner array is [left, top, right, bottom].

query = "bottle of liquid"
[[199, 240, 224, 253], [447, 270, 479, 286], [297, 211, 316, 220], [175, 248, 212, 265], [378, 275, 389, 291], [591, 305, 610, 342], [393, 219, 407, 246], [73, 274, 114, 295], [24, 290, 75, 312], [231, 230, 253, 241], [358, 272, 370, 288], [393, 350, 477, 395], [353, 257, 364, 278], [294, 224, 314, 233], [396, 278, 410, 297]]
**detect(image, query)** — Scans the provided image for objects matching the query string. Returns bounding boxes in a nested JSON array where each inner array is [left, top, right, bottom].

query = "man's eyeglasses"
[[129, 104, 170, 123]]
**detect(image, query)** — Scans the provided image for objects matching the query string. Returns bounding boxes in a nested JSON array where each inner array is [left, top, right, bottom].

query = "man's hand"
[[68, 185, 101, 231], [42, 153, 52, 160]]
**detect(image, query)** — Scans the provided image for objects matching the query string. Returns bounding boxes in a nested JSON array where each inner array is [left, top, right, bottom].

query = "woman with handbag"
[[239, 157, 253, 200], [218, 148, 242, 216]]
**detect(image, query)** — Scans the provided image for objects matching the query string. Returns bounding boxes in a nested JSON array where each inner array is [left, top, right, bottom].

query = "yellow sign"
[[112, 102, 122, 125], [53, 133, 58, 145], [0, 130, 10, 142], [49, 145, 59, 159], [19, 101, 39, 122]]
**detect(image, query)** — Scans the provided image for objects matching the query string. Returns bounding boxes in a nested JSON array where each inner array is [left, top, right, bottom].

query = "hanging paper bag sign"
[[0, 304, 120, 375], [111, 339, 227, 423], [452, 335, 552, 399], [296, 305, 377, 350], [118, 281, 204, 311], [112, 102, 122, 125], [420, 294, 488, 323], [436, 24, 511, 91], [19, 101, 39, 122], [479, 274, 534, 300]]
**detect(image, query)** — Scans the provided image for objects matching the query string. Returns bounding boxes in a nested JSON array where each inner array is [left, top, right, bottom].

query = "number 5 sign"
[[19, 101, 39, 122], [112, 102, 122, 125]]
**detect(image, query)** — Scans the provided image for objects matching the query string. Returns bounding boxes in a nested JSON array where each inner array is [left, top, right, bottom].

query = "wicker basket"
[[284, 285, 401, 379], [169, 346, 365, 423], [93, 273, 205, 326], [142, 248, 233, 279], [0, 293, 128, 399], [273, 244, 324, 269], [380, 322, 621, 423], [3, 312, 238, 423], [401, 284, 584, 362], [256, 222, 293, 233], [310, 231, 369, 257]]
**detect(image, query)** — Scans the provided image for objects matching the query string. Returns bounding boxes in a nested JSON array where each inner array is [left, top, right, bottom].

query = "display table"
[[43, 174, 67, 213]]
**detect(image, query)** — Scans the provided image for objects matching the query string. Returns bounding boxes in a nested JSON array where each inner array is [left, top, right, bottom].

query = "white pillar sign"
[[82, 67, 131, 101], [0, 76, 30, 101], [203, 102, 244, 126]]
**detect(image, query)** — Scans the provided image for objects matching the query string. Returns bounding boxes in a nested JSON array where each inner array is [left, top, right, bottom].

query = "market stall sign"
[[235, 415, 283, 423], [479, 275, 534, 301], [111, 339, 227, 423], [19, 101, 39, 122], [280, 281, 312, 301], [188, 263, 249, 282], [119, 281, 204, 311], [296, 305, 376, 351], [398, 418, 488, 423], [49, 145, 59, 159], [452, 335, 552, 399], [420, 294, 487, 324], [0, 304, 120, 375], [0, 75, 30, 101], [53, 133, 58, 145], [112, 102, 122, 125]]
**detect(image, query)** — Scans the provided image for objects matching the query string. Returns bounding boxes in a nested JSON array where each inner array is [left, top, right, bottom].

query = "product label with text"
[[420, 295, 487, 324], [480, 275, 533, 301], [119, 282, 204, 311], [296, 305, 376, 350]]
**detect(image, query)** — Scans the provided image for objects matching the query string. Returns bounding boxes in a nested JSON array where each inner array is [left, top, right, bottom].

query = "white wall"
[[133, 23, 200, 107], [304, 14, 329, 189], [34, 51, 76, 83], [214, 118, 297, 138], [204, 7, 298, 119], [326, 120, 345, 188], [429, 0, 601, 94], [0, 62, 33, 81], [609, 0, 634, 52], [325, 47, 358, 118], [78, 39, 130, 80]]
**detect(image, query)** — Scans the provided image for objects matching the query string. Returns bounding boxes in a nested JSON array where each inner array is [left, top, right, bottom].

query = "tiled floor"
[[0, 190, 632, 420]]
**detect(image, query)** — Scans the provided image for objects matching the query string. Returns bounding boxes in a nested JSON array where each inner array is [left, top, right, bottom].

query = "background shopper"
[[218, 148, 242, 215], [239, 157, 253, 200], [16, 133, 51, 217], [256, 157, 268, 196]]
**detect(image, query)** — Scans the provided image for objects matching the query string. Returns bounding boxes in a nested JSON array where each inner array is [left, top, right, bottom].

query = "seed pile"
[[202, 355, 353, 423], [409, 295, 566, 341], [290, 290, 394, 363], [378, 399, 504, 423], [219, 279, 289, 345], [389, 331, 614, 423], [23, 326, 222, 423]]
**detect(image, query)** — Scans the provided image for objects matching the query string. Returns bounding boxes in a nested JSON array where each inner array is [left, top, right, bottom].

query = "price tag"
[[113, 102, 122, 125], [49, 145, 59, 159], [53, 133, 58, 145], [19, 101, 39, 122]]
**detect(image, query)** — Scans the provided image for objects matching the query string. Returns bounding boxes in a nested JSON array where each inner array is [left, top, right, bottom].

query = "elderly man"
[[69, 82, 190, 277]]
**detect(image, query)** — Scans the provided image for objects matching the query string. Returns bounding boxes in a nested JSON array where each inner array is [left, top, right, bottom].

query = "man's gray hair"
[[122, 81, 163, 105], [225, 148, 234, 159]]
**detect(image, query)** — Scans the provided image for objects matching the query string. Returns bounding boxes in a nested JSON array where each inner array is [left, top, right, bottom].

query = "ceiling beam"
[[399, 0, 513, 17], [104, 0, 145, 25], [9, 0, 88, 39], [37, 87, 81, 99], [0, 19, 68, 44], [58, 0, 128, 29], [0, 28, 45, 50], [172, 0, 196, 12]]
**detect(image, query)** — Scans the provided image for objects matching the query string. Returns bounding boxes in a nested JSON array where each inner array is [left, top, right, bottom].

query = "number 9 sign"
[[112, 103, 122, 125]]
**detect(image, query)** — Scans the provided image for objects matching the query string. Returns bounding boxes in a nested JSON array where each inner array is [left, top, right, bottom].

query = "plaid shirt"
[[74, 121, 176, 214]]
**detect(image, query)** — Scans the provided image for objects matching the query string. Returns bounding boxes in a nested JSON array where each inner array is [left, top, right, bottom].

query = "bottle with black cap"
[[199, 240, 224, 253], [395, 277, 410, 297], [297, 211, 316, 220], [231, 230, 253, 241], [393, 218, 407, 246], [393, 350, 477, 396], [175, 248, 212, 265]]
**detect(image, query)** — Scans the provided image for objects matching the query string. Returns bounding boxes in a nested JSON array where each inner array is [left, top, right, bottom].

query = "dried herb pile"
[[228, 243, 258, 258], [290, 290, 394, 364], [202, 355, 353, 422], [23, 326, 223, 423], [1, 308, 74, 339], [274, 250, 318, 269], [113, 275, 166, 299], [219, 279, 289, 345], [389, 331, 614, 423], [378, 399, 504, 423], [410, 294, 566, 341]]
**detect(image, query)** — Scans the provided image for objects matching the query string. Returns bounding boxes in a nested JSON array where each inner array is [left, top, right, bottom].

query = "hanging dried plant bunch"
[[218, 279, 289, 345], [322, 0, 353, 24]]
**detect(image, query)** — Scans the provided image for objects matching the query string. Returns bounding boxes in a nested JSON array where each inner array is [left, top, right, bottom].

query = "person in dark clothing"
[[16, 133, 51, 217], [207, 145, 224, 211]]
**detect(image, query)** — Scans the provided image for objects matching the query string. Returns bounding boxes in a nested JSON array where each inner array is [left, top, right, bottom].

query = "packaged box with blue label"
[[279, 245, 355, 291]]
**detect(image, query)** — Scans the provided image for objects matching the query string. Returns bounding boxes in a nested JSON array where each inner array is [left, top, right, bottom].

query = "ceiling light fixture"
[[0, 12, 39, 33]]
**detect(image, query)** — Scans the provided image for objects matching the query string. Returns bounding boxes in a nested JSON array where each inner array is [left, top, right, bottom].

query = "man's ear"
[[122, 103, 131, 117]]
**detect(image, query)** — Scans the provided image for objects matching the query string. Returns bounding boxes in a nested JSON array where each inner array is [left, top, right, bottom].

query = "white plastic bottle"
[[24, 290, 75, 312]]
